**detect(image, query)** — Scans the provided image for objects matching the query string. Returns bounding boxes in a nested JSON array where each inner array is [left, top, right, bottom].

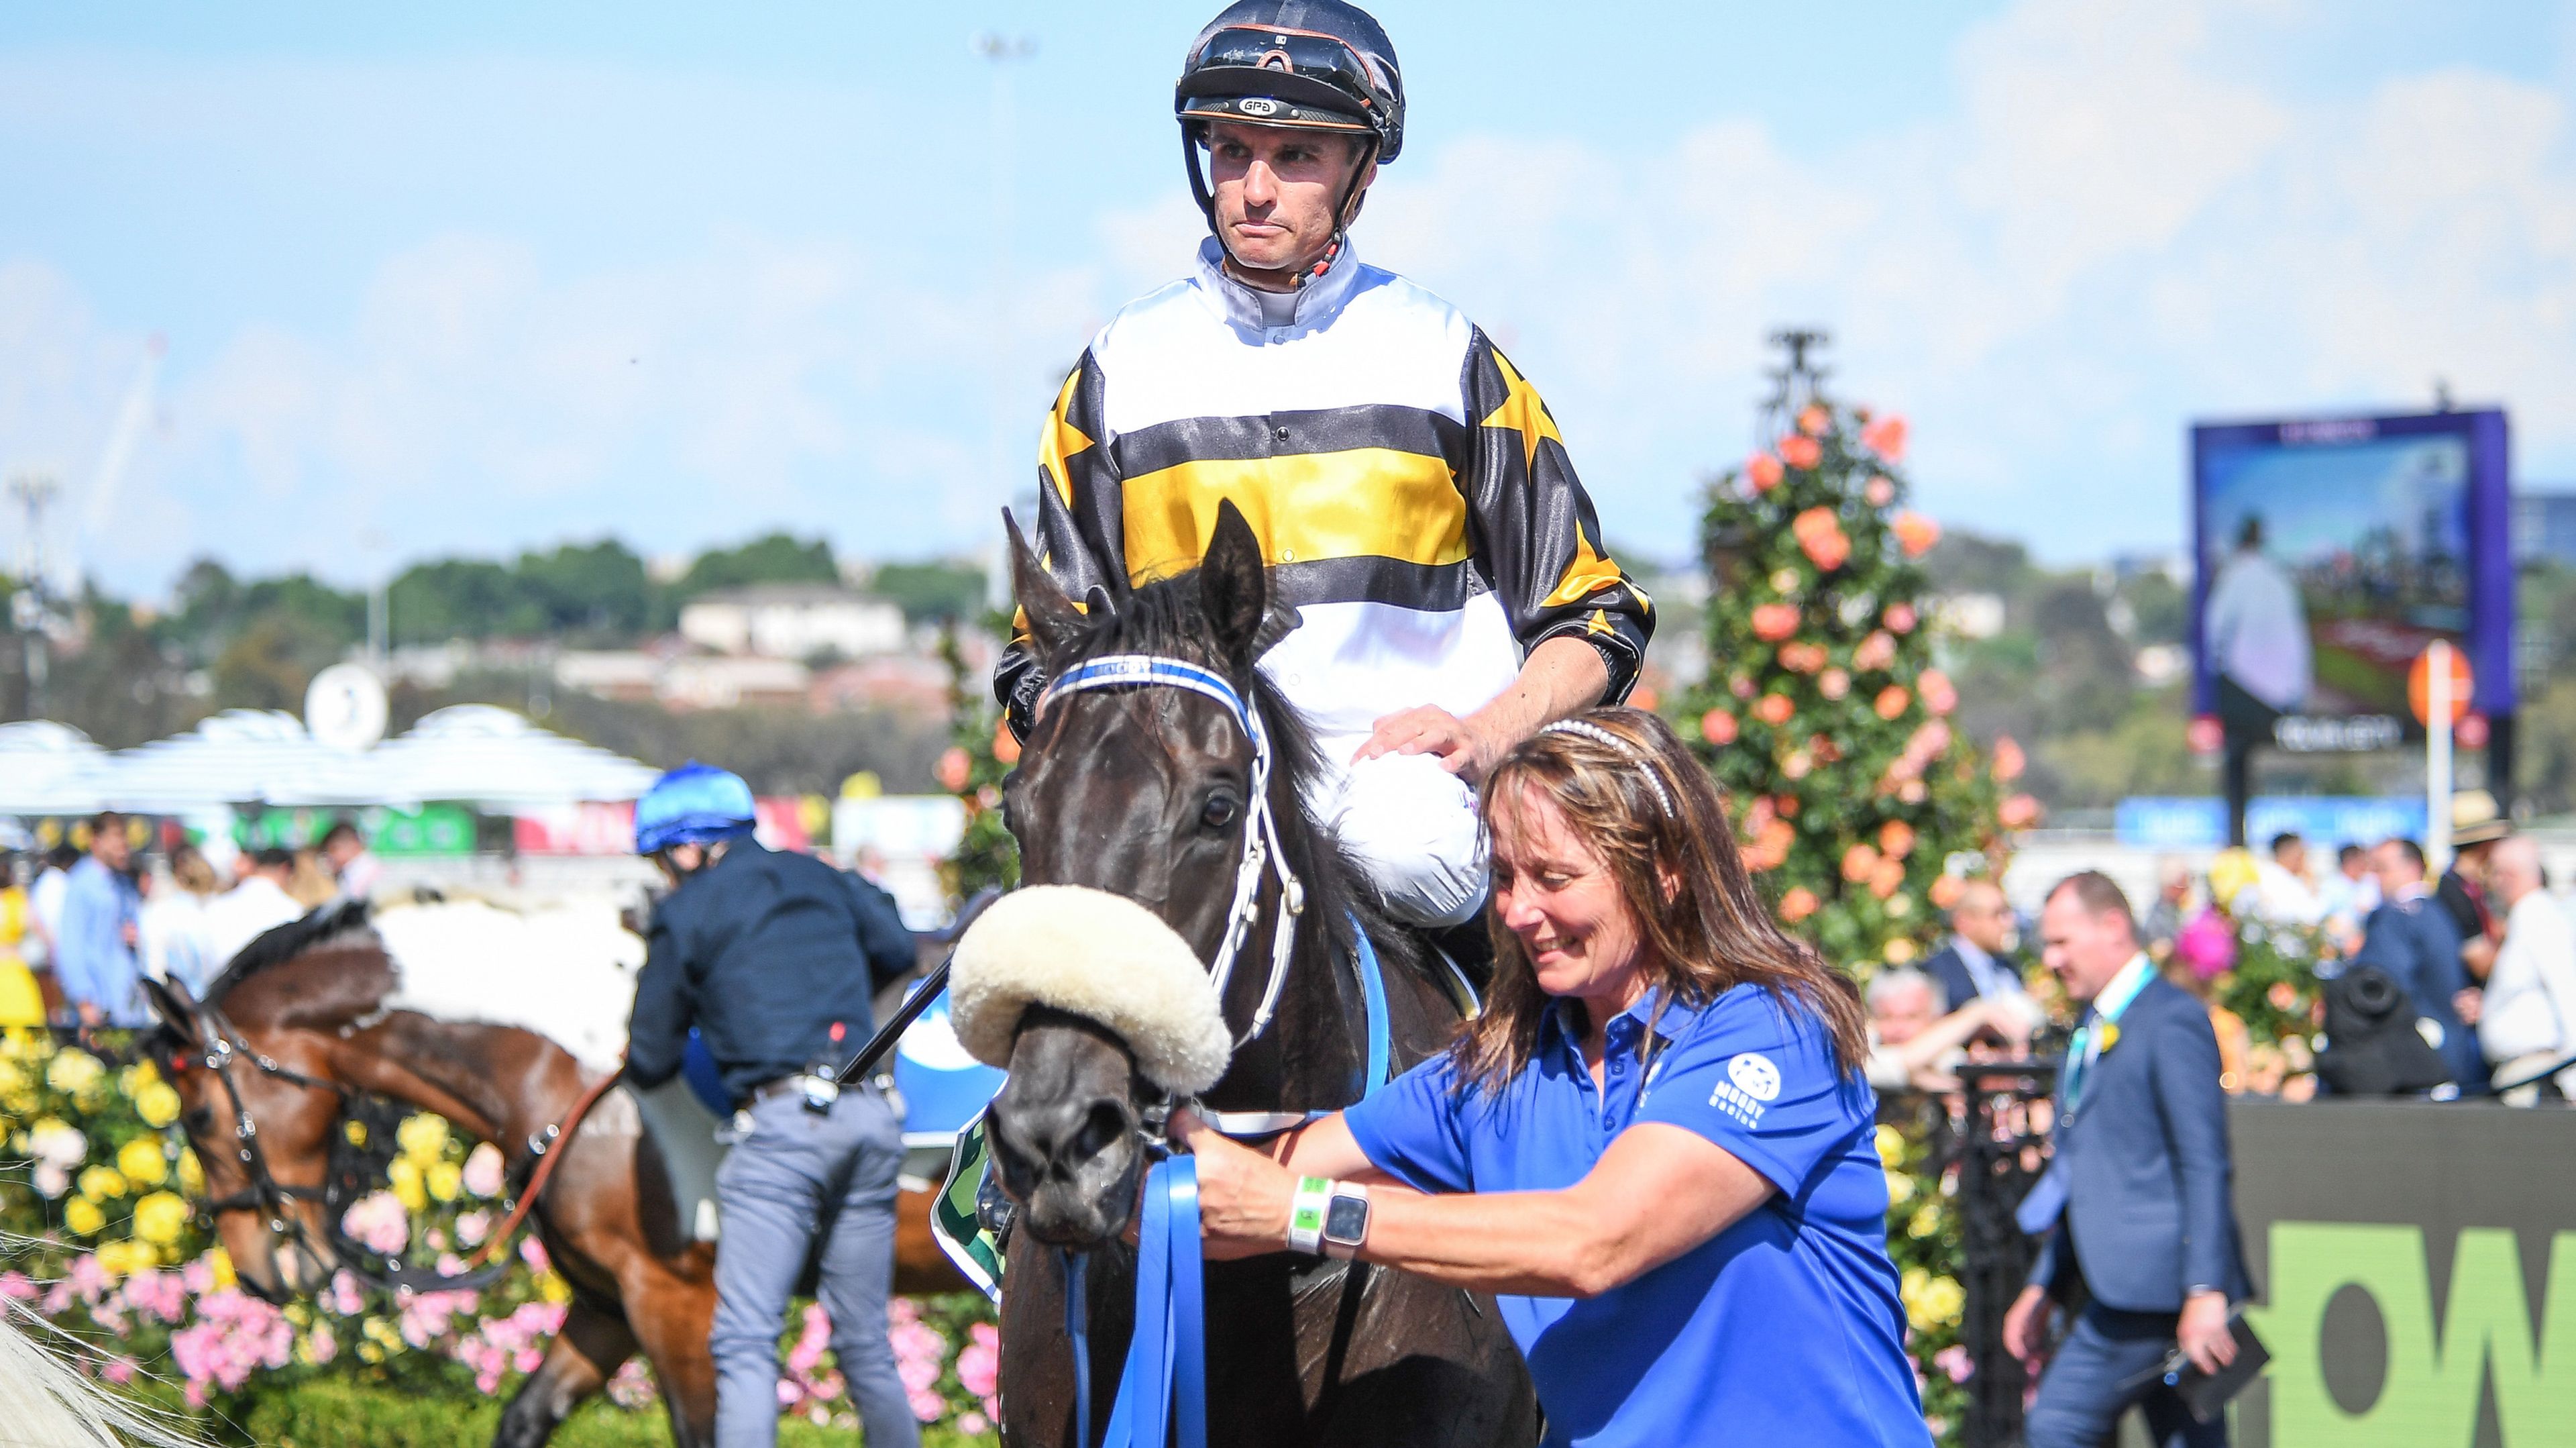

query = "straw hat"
[[2450, 790, 2511, 847]]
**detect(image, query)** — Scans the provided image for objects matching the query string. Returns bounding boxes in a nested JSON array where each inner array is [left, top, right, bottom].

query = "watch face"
[[1324, 1194, 1369, 1242]]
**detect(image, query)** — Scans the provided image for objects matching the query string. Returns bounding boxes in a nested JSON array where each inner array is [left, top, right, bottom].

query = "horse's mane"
[[1051, 572, 1424, 984], [199, 898, 399, 1033]]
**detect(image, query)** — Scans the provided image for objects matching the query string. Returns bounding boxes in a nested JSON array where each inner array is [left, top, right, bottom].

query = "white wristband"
[[1287, 1176, 1332, 1256]]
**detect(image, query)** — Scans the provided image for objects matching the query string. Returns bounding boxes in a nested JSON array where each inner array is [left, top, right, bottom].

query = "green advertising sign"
[[232, 804, 476, 857], [2231, 1101, 2576, 1448]]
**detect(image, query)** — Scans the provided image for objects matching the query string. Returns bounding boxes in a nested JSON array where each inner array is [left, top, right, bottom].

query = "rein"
[[184, 1001, 605, 1296]]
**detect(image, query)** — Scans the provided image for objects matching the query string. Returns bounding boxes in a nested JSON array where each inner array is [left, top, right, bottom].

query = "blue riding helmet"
[[634, 762, 757, 856]]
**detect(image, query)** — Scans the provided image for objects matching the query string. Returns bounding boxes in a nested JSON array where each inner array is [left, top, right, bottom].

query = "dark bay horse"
[[143, 905, 966, 1448], [983, 503, 1538, 1447]]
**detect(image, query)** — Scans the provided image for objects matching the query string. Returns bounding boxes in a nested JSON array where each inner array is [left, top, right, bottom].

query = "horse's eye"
[[1201, 792, 1241, 831]]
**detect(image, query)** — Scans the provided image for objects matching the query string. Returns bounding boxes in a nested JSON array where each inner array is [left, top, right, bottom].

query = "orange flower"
[[1993, 736, 2026, 781], [935, 746, 973, 793], [1791, 506, 1837, 541], [1775, 794, 1801, 819], [1796, 404, 1831, 437], [1809, 734, 1841, 765], [1818, 668, 1850, 701], [1779, 434, 1823, 470], [1751, 603, 1801, 641], [1745, 453, 1784, 493], [1841, 843, 1880, 882], [1998, 794, 2041, 829], [1754, 693, 1795, 726], [1927, 874, 1966, 910], [1882, 602, 1918, 634], [1780, 642, 1828, 674], [1860, 413, 1909, 463], [1898, 779, 1927, 804], [1864, 475, 1896, 507], [1782, 749, 1813, 780], [1874, 685, 1911, 720], [1870, 859, 1907, 900], [991, 719, 1022, 766], [1700, 709, 1738, 746], [1780, 887, 1820, 923], [1920, 669, 1957, 716], [1800, 527, 1851, 571], [1853, 631, 1896, 671], [1892, 511, 1941, 558], [1879, 819, 1916, 860]]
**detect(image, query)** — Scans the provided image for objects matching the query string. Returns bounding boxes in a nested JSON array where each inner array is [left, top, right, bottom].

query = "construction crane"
[[76, 332, 168, 574]]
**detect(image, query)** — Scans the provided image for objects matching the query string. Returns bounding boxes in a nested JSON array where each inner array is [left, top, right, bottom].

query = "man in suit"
[[2005, 871, 2251, 1448], [1922, 878, 2026, 1013], [2353, 837, 2481, 1090]]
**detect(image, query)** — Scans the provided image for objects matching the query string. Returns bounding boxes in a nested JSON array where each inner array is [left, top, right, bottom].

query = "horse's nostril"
[[1071, 1100, 1128, 1163]]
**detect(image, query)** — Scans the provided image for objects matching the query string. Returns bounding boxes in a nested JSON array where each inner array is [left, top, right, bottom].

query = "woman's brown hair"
[[1451, 707, 1868, 1094]]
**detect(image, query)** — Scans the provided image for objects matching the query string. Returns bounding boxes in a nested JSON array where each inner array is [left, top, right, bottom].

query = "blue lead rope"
[[1069, 1157, 1206, 1448]]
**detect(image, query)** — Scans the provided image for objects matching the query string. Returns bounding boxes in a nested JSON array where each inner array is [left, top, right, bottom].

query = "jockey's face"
[[1202, 120, 1374, 287]]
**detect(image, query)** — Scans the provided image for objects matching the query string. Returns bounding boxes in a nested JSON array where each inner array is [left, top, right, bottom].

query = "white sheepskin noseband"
[[948, 884, 1234, 1096]]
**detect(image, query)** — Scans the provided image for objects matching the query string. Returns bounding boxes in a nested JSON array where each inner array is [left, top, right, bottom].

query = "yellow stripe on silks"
[[1038, 370, 1092, 506], [1121, 450, 1469, 581], [1542, 533, 1629, 611]]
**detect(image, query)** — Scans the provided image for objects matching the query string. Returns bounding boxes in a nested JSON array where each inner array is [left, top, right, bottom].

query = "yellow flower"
[[45, 1049, 104, 1095], [118, 1137, 170, 1187], [388, 1156, 428, 1213], [2097, 1022, 2121, 1054], [1884, 937, 1919, 965], [134, 1081, 183, 1129], [97, 1239, 159, 1278], [362, 1316, 403, 1349], [1873, 1124, 1904, 1168], [396, 1114, 450, 1168], [1907, 1203, 1943, 1239], [1901, 1271, 1965, 1333], [78, 1165, 128, 1201], [1884, 1168, 1915, 1206], [63, 1196, 105, 1236], [357, 1341, 386, 1365], [132, 1190, 191, 1247], [178, 1149, 205, 1195], [540, 1271, 572, 1304], [284, 1303, 311, 1327], [205, 1246, 237, 1290], [427, 1161, 462, 1203]]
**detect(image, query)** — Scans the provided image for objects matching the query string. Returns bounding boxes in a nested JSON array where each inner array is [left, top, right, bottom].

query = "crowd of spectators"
[[0, 812, 378, 1031]]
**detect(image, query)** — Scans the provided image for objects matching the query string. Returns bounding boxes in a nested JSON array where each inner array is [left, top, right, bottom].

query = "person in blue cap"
[[623, 762, 922, 1448]]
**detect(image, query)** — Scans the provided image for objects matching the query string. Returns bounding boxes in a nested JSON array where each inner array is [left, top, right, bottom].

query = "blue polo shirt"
[[1344, 984, 1927, 1447]]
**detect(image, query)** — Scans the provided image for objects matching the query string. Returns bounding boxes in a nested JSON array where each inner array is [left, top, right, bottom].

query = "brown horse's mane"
[[197, 899, 400, 1033]]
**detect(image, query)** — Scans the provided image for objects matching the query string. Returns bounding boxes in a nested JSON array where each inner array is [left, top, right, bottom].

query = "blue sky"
[[3, 1, 2573, 597]]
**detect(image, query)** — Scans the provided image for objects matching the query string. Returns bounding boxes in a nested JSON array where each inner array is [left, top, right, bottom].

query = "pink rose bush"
[[1, 1027, 1002, 1440]]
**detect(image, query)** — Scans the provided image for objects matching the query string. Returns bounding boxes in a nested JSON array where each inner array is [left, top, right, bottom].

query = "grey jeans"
[[711, 1086, 920, 1448]]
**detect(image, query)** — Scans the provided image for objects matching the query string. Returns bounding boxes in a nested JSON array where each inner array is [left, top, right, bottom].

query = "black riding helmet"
[[1176, 0, 1404, 274]]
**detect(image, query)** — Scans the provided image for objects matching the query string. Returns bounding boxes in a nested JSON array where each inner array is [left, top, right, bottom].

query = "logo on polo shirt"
[[1727, 1052, 1782, 1102]]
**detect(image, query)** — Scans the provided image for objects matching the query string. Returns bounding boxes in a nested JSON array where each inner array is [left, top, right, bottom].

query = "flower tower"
[[1676, 331, 2035, 976]]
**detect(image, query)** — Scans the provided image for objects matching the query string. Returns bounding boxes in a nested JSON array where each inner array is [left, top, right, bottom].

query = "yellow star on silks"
[[1038, 368, 1094, 505], [1480, 350, 1564, 474]]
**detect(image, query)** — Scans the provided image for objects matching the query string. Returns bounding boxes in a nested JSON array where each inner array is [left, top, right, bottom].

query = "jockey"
[[623, 762, 922, 1448], [994, 0, 1652, 931]]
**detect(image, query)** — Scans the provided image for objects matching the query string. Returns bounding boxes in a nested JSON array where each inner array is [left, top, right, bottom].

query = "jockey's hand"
[[1169, 1108, 1297, 1260], [1354, 705, 1494, 780]]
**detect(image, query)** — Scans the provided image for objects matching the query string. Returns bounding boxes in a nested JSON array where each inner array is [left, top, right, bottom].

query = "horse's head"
[[981, 501, 1304, 1247], [144, 974, 352, 1302]]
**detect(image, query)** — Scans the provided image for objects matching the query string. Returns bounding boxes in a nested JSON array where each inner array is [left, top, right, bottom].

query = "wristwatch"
[[1321, 1182, 1371, 1260]]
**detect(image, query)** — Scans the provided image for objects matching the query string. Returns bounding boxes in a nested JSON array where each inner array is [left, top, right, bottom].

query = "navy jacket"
[[2354, 891, 2483, 1089], [2029, 973, 2252, 1312], [1921, 941, 2023, 1013], [625, 840, 917, 1104]]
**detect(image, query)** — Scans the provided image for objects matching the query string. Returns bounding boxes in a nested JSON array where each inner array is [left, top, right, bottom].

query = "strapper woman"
[[1179, 708, 1933, 1447]]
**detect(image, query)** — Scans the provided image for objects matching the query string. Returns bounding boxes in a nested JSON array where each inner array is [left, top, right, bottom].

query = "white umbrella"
[[91, 709, 380, 813], [0, 721, 112, 815], [368, 705, 661, 810]]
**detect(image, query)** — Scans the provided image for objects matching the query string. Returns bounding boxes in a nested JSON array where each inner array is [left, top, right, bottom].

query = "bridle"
[[175, 999, 516, 1296], [1041, 654, 1307, 1051]]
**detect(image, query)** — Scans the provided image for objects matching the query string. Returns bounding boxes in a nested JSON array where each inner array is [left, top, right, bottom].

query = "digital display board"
[[2191, 409, 2512, 751]]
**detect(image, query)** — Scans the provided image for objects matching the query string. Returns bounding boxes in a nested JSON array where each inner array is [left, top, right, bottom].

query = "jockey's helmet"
[[634, 762, 757, 856]]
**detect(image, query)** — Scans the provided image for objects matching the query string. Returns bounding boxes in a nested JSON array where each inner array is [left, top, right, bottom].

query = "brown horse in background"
[[144, 904, 966, 1448]]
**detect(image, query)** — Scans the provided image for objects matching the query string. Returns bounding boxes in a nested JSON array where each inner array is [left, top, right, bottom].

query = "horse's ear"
[[144, 976, 203, 1051], [1006, 509, 1086, 656], [1200, 499, 1271, 668]]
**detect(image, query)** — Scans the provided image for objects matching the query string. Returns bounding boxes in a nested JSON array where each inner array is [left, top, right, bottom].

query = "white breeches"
[[1309, 752, 1490, 928]]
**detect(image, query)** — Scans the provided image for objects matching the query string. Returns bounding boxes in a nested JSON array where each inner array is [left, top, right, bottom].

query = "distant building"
[[811, 655, 951, 718], [678, 584, 906, 660], [658, 656, 812, 710], [553, 651, 663, 703]]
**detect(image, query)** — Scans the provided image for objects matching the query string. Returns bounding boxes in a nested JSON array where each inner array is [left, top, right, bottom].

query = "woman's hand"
[[1169, 1109, 1298, 1260]]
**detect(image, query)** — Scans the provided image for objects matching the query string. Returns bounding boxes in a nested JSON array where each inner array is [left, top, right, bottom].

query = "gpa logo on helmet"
[[1238, 97, 1279, 117], [1727, 1052, 1782, 1103]]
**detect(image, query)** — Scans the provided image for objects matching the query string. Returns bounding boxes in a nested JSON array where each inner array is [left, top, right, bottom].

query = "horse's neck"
[[333, 1013, 576, 1150]]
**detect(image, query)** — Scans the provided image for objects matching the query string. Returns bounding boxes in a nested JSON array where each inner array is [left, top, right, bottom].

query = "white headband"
[[1539, 719, 1676, 817]]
